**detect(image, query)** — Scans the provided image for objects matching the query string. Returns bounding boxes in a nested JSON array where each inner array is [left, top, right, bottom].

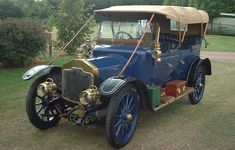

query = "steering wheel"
[[115, 31, 133, 39]]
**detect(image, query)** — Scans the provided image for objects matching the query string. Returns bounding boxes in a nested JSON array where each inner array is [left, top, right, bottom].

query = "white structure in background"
[[208, 13, 235, 35]]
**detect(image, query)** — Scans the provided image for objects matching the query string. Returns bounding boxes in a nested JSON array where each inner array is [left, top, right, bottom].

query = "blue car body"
[[89, 40, 200, 87]]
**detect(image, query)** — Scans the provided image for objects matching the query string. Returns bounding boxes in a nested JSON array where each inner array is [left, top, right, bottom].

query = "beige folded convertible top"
[[94, 5, 209, 24]]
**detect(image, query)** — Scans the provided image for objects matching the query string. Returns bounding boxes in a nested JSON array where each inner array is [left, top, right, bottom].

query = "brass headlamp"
[[37, 78, 57, 96], [79, 85, 100, 106]]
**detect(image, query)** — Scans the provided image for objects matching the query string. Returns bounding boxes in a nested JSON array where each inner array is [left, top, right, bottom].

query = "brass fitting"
[[74, 104, 85, 118], [77, 42, 93, 59]]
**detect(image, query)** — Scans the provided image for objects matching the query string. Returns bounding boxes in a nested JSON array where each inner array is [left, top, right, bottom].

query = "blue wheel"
[[189, 66, 206, 104], [106, 85, 140, 148]]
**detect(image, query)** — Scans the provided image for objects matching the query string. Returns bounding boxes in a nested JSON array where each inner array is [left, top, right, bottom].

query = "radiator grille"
[[62, 67, 93, 102]]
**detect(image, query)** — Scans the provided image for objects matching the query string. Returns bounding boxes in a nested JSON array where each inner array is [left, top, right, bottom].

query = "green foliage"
[[25, 0, 52, 20], [48, 0, 60, 9], [14, 0, 52, 20], [204, 0, 224, 18], [0, 19, 48, 67], [50, 0, 95, 54], [222, 0, 235, 13], [0, 0, 24, 19]]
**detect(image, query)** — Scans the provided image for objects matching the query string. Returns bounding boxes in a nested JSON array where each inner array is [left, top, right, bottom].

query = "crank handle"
[[167, 63, 173, 68]]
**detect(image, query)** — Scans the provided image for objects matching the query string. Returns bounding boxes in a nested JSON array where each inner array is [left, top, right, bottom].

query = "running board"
[[153, 87, 194, 111]]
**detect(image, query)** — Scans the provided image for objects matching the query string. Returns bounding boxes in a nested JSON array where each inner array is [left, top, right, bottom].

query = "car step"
[[153, 87, 194, 111]]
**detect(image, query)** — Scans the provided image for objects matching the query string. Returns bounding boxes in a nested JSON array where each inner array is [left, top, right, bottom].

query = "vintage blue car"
[[23, 5, 212, 148]]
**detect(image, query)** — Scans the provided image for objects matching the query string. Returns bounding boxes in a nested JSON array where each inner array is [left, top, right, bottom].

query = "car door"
[[168, 48, 181, 80], [152, 50, 172, 87]]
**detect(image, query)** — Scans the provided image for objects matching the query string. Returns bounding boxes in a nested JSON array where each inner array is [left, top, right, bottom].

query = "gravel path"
[[201, 51, 235, 62]]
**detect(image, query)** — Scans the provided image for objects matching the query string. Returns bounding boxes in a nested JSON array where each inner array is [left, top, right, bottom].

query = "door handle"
[[167, 63, 173, 68], [180, 60, 185, 64]]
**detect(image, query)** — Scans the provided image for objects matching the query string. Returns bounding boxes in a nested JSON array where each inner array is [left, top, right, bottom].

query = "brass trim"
[[62, 59, 99, 84], [74, 104, 85, 118]]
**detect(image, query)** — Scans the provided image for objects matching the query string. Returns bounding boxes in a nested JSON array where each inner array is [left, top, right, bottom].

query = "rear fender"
[[187, 57, 212, 86], [200, 58, 212, 75], [22, 65, 62, 80]]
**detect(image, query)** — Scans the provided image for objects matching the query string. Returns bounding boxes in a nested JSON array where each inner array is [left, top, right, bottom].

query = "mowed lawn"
[[203, 35, 235, 52], [0, 59, 234, 150]]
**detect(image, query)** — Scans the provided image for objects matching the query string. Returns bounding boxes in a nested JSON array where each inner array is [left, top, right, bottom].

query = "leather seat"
[[182, 36, 202, 49], [159, 34, 179, 52]]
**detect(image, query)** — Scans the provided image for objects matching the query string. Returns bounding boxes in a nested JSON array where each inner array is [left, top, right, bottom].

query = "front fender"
[[99, 77, 126, 96], [22, 65, 61, 80], [99, 77, 150, 109]]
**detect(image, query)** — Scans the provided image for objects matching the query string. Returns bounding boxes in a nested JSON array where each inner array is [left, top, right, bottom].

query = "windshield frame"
[[98, 20, 148, 40]]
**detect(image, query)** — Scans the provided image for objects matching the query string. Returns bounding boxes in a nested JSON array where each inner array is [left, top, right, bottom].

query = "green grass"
[[0, 60, 235, 150], [203, 35, 235, 52], [50, 55, 77, 66]]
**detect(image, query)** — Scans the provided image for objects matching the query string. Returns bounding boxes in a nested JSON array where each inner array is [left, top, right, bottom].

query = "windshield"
[[99, 20, 147, 39]]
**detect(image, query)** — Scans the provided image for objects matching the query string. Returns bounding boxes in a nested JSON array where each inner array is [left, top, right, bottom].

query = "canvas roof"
[[94, 5, 209, 24]]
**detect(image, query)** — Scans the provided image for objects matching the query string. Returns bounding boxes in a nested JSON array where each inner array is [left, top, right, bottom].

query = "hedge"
[[0, 19, 48, 67]]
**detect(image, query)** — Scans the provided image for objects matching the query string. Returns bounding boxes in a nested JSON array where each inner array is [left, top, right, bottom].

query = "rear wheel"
[[26, 75, 61, 129], [105, 85, 140, 148], [188, 66, 206, 104]]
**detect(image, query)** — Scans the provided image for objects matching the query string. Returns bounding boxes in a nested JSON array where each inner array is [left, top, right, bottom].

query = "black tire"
[[105, 84, 140, 148], [188, 66, 206, 105], [26, 75, 60, 129]]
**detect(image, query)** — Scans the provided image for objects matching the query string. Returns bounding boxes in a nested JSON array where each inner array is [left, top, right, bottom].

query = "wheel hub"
[[126, 113, 133, 121]]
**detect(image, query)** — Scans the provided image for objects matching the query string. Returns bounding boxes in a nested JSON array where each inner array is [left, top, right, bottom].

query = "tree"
[[204, 0, 224, 18], [51, 0, 95, 54], [0, 0, 24, 19], [47, 0, 60, 9], [14, 0, 52, 20], [223, 0, 235, 13], [26, 0, 52, 20]]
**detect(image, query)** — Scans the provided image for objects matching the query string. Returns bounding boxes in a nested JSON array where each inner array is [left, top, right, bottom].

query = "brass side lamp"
[[152, 25, 162, 62], [153, 42, 162, 62]]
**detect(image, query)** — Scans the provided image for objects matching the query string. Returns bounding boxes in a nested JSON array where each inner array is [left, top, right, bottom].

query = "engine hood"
[[62, 45, 148, 86], [88, 45, 151, 85], [88, 54, 127, 84]]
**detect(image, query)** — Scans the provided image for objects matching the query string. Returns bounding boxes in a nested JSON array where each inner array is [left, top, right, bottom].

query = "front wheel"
[[105, 85, 140, 148], [26, 75, 61, 129], [188, 66, 206, 104]]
